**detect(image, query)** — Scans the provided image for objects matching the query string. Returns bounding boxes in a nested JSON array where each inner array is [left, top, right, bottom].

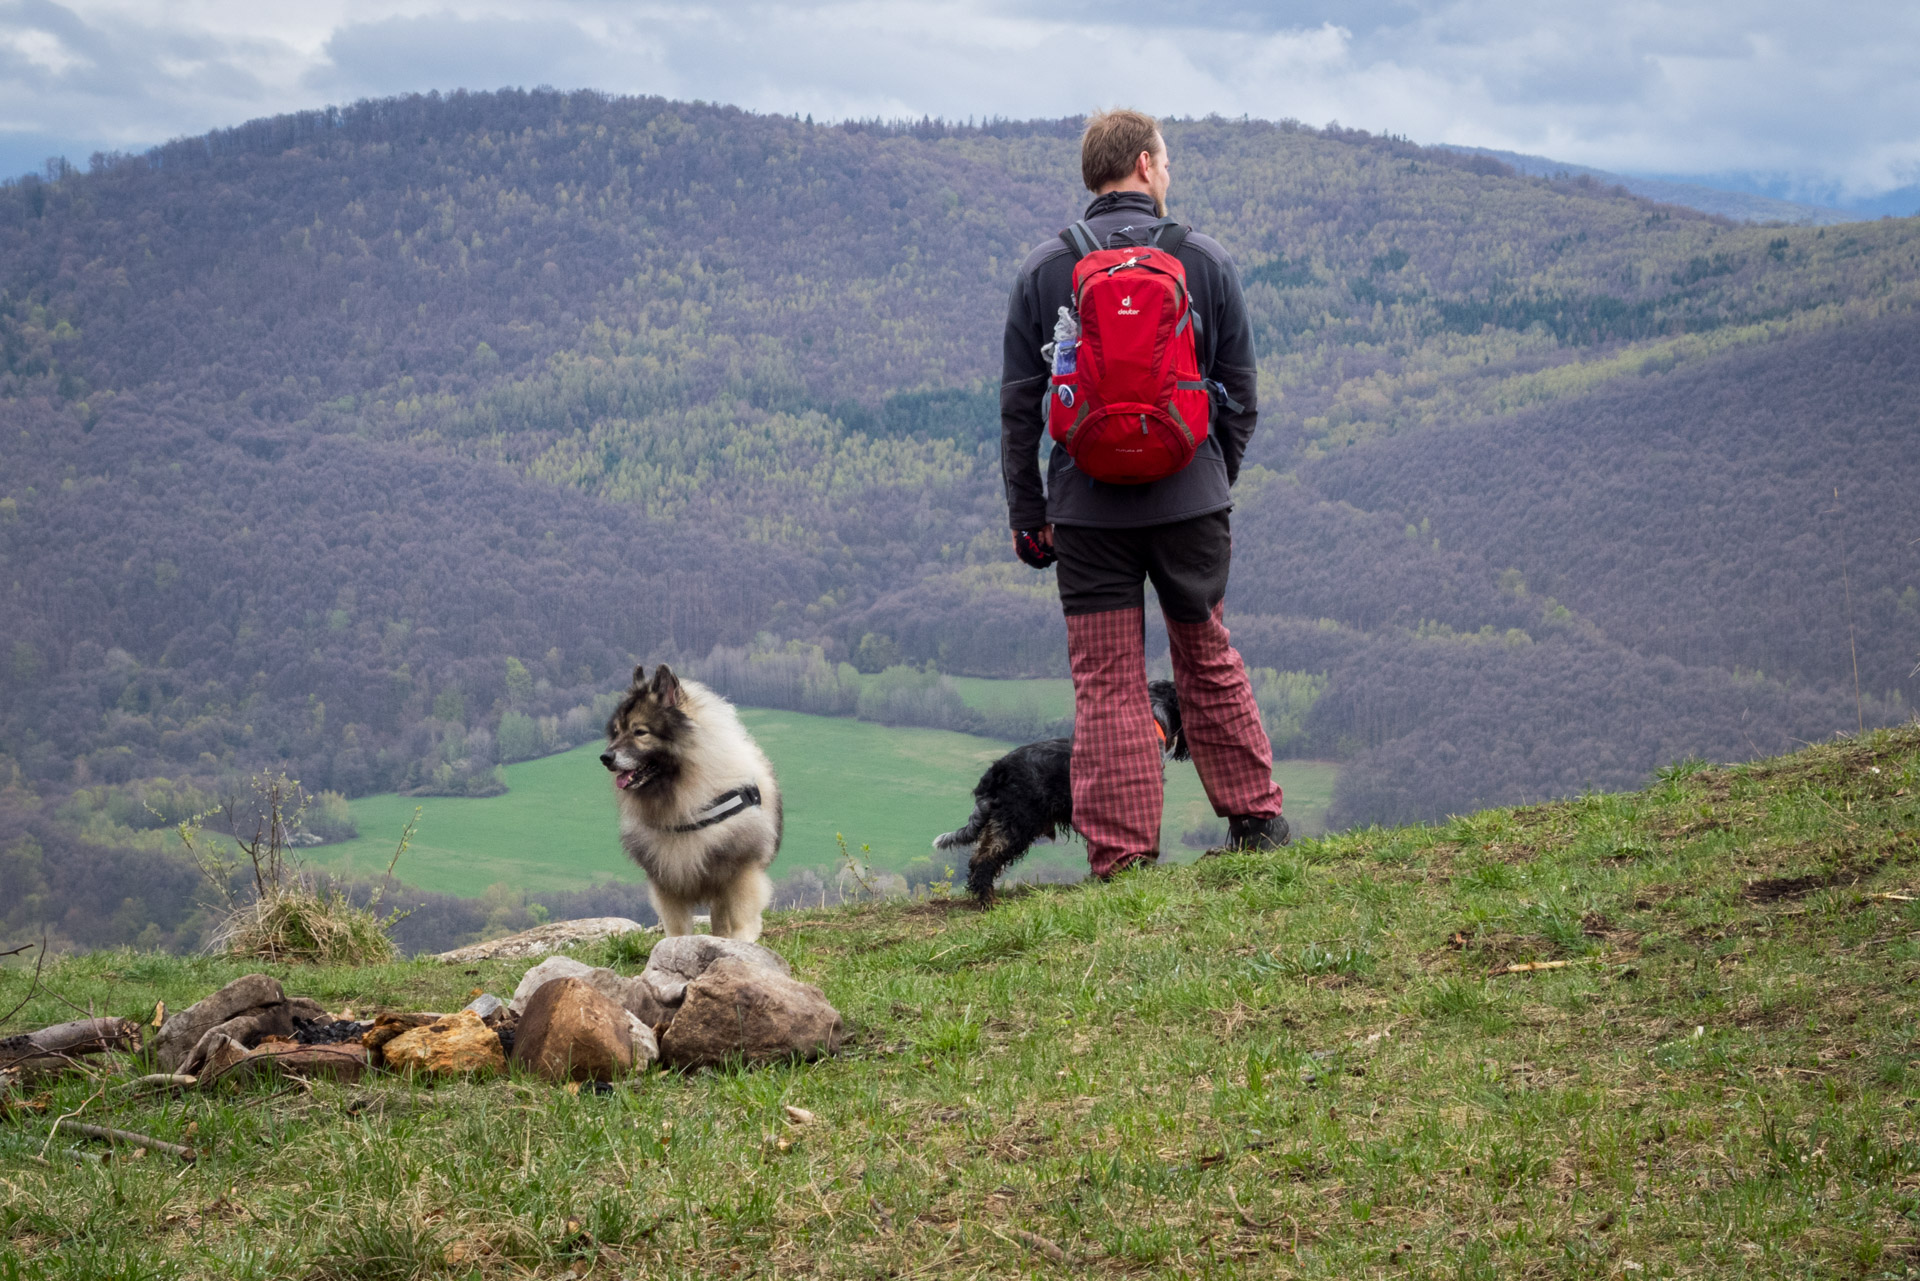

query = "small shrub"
[[304, 789, 358, 842], [178, 772, 410, 964]]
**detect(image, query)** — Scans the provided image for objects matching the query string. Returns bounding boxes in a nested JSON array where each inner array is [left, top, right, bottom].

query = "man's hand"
[[1013, 525, 1056, 569]]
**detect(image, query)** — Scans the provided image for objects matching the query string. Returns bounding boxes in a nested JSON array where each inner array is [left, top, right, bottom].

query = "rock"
[[658, 958, 843, 1070], [625, 1013, 660, 1068], [361, 1012, 448, 1065], [507, 956, 670, 1027], [435, 918, 655, 963], [462, 994, 506, 1022], [508, 956, 600, 1014], [639, 935, 790, 1007], [152, 974, 284, 1072], [382, 1010, 504, 1077], [511, 977, 656, 1083]]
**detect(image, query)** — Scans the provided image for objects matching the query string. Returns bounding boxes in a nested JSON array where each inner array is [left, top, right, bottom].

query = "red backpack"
[[1046, 218, 1216, 485]]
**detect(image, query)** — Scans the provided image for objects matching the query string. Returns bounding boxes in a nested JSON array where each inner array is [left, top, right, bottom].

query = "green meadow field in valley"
[[303, 701, 1338, 898], [945, 675, 1074, 722]]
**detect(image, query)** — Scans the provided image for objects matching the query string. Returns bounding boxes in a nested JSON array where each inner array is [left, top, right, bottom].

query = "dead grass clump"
[[213, 883, 398, 965]]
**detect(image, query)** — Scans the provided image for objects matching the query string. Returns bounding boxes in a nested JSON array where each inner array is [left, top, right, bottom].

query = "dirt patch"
[[1743, 871, 1849, 902]]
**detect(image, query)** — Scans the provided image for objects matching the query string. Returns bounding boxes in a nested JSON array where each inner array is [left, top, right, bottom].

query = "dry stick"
[[1491, 959, 1574, 976], [0, 945, 32, 959], [54, 1119, 195, 1162], [118, 1074, 199, 1094], [38, 1088, 103, 1163], [0, 934, 48, 1031]]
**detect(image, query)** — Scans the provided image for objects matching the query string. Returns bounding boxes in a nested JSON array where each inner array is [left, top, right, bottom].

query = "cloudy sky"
[[2, 1, 1914, 206]]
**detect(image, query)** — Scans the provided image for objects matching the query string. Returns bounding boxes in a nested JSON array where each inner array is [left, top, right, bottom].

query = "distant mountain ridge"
[[1442, 145, 1858, 225]]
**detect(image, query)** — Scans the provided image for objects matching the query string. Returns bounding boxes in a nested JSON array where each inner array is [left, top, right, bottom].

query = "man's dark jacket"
[[1000, 190, 1258, 530]]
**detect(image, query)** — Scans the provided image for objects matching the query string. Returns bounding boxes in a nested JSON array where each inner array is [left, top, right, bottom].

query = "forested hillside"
[[1, 90, 1914, 949]]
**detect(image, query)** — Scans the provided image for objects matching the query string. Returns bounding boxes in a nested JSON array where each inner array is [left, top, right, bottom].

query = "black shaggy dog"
[[934, 680, 1189, 902]]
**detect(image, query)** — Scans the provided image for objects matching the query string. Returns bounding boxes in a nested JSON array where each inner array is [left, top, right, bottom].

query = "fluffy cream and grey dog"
[[600, 664, 782, 941]]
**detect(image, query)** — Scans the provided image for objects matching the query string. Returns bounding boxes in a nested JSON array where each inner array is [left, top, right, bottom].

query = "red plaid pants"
[[1066, 604, 1283, 876]]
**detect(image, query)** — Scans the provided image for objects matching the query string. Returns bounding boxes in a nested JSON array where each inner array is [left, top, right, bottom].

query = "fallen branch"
[[0, 945, 33, 959], [54, 1119, 195, 1163], [1868, 892, 1917, 903], [0, 1017, 142, 1068]]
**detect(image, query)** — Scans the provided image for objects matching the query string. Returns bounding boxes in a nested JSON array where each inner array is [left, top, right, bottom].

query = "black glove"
[[1014, 529, 1056, 569]]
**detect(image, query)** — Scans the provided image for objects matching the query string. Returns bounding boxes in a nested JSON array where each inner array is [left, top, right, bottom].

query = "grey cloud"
[[309, 13, 631, 99], [0, 0, 295, 174], [1028, 0, 1417, 36]]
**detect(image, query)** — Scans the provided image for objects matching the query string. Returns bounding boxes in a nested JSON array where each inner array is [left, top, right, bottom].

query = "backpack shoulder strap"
[[1147, 217, 1205, 338], [1058, 221, 1101, 261], [1145, 217, 1191, 256]]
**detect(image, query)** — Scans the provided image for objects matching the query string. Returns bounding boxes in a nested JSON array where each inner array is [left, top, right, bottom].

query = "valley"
[[305, 701, 1339, 898]]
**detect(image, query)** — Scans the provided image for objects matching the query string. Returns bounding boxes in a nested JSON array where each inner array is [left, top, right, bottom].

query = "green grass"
[[305, 708, 1338, 897], [4, 723, 1918, 1278], [944, 675, 1074, 723]]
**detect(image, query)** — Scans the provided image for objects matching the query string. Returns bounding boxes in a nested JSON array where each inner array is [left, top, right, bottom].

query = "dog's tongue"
[[613, 769, 638, 792]]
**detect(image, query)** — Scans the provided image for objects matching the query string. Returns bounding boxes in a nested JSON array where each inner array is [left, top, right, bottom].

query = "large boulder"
[[510, 977, 658, 1083], [382, 1010, 505, 1077], [153, 974, 292, 1073], [436, 918, 654, 962], [658, 958, 843, 1069]]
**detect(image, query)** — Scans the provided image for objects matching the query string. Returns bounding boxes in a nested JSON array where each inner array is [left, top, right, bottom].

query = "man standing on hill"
[[1000, 108, 1287, 880]]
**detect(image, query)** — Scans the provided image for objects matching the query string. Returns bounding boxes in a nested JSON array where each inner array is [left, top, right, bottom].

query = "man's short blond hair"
[[1081, 109, 1162, 192]]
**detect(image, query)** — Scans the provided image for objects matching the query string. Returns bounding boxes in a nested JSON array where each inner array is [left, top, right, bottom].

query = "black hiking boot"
[[1202, 814, 1291, 858]]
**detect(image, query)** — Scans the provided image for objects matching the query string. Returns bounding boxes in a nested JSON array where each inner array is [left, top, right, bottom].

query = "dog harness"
[[673, 784, 763, 832]]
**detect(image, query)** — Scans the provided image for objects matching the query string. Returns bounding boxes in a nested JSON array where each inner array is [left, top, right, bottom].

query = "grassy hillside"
[[3, 723, 1915, 1278], [307, 707, 1339, 896]]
